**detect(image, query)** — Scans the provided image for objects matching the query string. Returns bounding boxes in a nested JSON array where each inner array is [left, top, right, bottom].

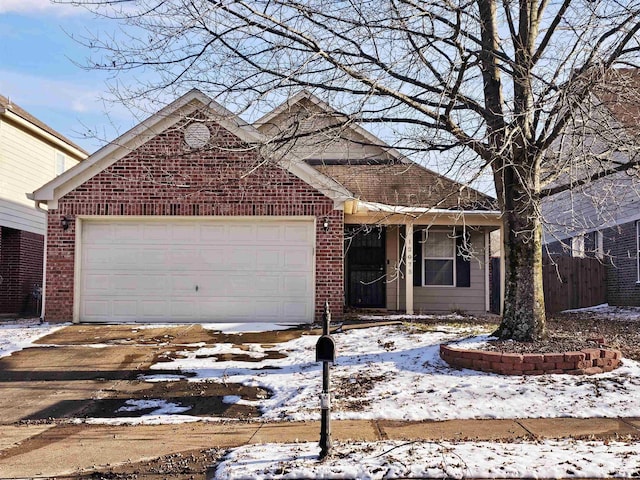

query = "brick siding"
[[602, 221, 640, 306], [0, 227, 44, 315], [45, 118, 344, 322], [441, 344, 622, 375]]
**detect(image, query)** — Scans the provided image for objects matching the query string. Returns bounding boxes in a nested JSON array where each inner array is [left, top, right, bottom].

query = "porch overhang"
[[344, 200, 502, 228], [343, 200, 503, 315]]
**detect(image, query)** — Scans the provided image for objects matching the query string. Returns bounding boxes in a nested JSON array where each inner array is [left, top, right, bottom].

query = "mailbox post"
[[315, 301, 335, 459]]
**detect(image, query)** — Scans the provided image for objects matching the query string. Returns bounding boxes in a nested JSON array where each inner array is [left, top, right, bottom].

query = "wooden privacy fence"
[[490, 256, 607, 314], [543, 256, 607, 314]]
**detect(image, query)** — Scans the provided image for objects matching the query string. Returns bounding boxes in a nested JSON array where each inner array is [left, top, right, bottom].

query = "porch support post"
[[405, 223, 414, 315]]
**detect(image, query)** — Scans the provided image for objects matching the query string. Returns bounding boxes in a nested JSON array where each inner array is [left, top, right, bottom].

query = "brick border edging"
[[440, 344, 622, 375]]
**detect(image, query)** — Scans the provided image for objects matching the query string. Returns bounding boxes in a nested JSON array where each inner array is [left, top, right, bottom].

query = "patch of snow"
[[141, 374, 189, 382], [201, 323, 302, 333], [563, 303, 640, 320], [222, 395, 242, 405], [0, 320, 67, 358], [116, 399, 191, 415], [357, 313, 465, 321], [213, 440, 640, 479], [81, 415, 205, 426]]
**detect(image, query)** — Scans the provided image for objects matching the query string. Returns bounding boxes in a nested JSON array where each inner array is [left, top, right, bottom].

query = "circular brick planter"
[[440, 344, 622, 375]]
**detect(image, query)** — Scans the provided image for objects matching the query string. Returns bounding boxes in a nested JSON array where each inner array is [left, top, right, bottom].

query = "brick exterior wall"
[[0, 226, 44, 315], [603, 221, 640, 306], [45, 118, 344, 322]]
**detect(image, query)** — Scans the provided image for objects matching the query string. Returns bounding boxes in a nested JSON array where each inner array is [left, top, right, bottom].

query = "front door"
[[345, 226, 386, 308]]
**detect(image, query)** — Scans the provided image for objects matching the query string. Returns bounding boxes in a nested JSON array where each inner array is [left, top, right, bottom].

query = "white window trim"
[[595, 230, 604, 260], [571, 234, 585, 258], [422, 229, 456, 287]]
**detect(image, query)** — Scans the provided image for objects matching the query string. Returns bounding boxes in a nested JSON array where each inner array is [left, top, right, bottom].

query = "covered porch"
[[343, 201, 503, 315]]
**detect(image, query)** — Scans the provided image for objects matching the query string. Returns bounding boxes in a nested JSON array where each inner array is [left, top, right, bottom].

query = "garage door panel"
[[84, 274, 111, 293], [141, 300, 169, 317], [257, 249, 283, 268], [172, 224, 197, 242], [285, 224, 313, 243], [198, 248, 226, 268], [170, 301, 197, 317], [284, 249, 313, 269], [283, 274, 311, 295], [142, 224, 168, 241], [80, 219, 315, 323], [83, 300, 110, 317], [200, 224, 227, 242], [227, 248, 257, 267], [113, 300, 138, 317]]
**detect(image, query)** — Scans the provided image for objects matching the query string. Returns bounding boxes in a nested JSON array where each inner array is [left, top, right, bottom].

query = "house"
[[0, 95, 87, 316], [30, 89, 502, 324], [543, 70, 640, 307]]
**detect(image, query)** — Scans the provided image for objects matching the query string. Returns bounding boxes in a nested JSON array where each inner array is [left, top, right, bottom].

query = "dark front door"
[[345, 226, 386, 308]]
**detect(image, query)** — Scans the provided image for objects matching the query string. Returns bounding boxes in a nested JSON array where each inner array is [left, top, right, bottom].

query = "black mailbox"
[[316, 335, 336, 363]]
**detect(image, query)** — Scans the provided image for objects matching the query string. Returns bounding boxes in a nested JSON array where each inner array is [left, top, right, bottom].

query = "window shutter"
[[413, 229, 422, 286], [456, 230, 471, 288]]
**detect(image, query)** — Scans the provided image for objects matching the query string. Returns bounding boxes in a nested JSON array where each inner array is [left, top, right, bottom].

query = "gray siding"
[[386, 228, 488, 314]]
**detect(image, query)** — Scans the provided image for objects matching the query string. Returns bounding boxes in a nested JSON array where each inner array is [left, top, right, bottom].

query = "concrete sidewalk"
[[1, 417, 639, 478]]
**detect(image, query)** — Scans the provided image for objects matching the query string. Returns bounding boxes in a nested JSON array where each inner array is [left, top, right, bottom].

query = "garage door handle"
[[195, 285, 199, 292]]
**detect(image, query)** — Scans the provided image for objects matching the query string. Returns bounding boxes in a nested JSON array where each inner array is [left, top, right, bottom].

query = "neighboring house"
[[0, 95, 87, 316], [31, 89, 501, 324], [543, 70, 640, 306]]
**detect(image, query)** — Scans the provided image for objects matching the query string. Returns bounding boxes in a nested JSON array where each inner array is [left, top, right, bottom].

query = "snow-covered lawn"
[[213, 439, 640, 479], [142, 321, 640, 422], [0, 319, 66, 358]]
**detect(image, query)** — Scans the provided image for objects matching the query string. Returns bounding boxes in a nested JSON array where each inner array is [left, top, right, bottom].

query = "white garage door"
[[79, 218, 315, 323]]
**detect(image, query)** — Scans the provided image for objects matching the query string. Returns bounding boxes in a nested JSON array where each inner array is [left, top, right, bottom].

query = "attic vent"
[[184, 123, 211, 149]]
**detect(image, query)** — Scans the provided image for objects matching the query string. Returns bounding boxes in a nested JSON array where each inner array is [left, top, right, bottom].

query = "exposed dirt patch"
[[67, 448, 224, 480], [333, 373, 390, 411], [482, 314, 640, 361]]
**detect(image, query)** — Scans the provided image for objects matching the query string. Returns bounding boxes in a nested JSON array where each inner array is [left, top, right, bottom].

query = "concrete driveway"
[[0, 323, 306, 424]]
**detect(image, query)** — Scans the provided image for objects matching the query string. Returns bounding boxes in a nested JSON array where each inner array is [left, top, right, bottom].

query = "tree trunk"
[[494, 181, 547, 341]]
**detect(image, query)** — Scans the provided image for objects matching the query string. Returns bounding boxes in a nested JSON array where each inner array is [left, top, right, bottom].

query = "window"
[[571, 235, 585, 258], [595, 231, 604, 260], [55, 152, 66, 176], [423, 230, 455, 286]]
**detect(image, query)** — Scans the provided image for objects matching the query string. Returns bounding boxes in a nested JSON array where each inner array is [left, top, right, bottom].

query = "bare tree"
[[60, 0, 640, 340]]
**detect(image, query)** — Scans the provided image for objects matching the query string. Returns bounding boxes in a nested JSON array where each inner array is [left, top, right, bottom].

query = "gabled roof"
[[258, 91, 496, 210], [0, 94, 88, 158], [255, 90, 410, 165], [31, 89, 352, 207], [315, 163, 496, 210]]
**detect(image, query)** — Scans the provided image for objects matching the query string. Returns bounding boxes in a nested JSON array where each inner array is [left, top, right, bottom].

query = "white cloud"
[[0, 0, 85, 16]]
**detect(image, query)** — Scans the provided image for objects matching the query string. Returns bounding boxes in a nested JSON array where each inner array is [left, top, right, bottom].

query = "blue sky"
[[0, 0, 494, 193], [0, 1, 134, 153]]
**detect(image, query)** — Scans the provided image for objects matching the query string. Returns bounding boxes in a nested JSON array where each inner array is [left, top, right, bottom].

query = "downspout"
[[33, 200, 48, 321], [396, 227, 400, 310]]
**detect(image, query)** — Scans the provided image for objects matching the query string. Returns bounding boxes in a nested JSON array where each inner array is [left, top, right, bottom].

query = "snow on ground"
[[0, 319, 67, 358], [563, 303, 640, 320], [141, 322, 640, 422], [213, 439, 640, 479]]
